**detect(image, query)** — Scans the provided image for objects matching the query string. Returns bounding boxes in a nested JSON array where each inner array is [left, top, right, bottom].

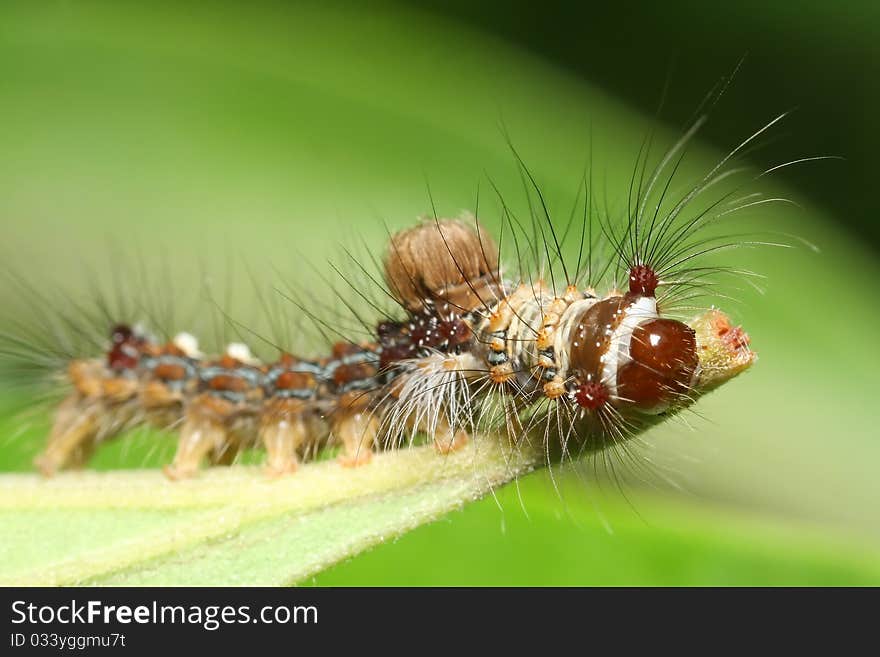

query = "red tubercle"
[[574, 381, 609, 410], [628, 264, 658, 297], [107, 323, 142, 370], [714, 314, 751, 352]]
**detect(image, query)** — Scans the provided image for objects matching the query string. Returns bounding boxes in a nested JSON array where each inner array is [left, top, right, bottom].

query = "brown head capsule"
[[566, 295, 698, 414], [616, 318, 698, 412], [384, 217, 500, 312]]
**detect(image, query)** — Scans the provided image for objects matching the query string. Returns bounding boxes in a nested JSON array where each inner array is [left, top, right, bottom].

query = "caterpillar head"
[[568, 296, 752, 415], [614, 317, 699, 412]]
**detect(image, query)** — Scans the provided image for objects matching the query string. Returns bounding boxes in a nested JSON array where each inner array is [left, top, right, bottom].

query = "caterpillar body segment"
[[163, 344, 265, 480], [34, 325, 156, 476], [325, 342, 382, 468], [139, 333, 202, 423], [260, 354, 329, 477]]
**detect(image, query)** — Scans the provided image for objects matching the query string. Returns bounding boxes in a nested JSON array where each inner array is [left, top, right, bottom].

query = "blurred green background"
[[0, 0, 878, 585]]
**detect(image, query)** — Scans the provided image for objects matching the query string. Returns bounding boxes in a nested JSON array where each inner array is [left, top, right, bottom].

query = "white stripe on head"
[[600, 295, 658, 398]]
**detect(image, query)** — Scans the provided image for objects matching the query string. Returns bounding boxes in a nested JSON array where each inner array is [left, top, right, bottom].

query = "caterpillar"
[[1, 112, 777, 482]]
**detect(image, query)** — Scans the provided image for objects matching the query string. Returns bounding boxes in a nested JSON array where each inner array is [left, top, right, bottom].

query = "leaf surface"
[[0, 441, 539, 585]]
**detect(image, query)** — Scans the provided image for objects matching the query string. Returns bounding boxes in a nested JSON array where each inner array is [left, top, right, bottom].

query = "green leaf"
[[0, 440, 541, 585]]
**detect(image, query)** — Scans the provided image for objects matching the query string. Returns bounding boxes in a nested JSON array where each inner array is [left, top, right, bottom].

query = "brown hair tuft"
[[384, 215, 500, 312]]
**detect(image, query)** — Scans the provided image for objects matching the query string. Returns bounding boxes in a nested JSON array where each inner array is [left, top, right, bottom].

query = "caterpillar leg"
[[400, 405, 470, 454], [163, 345, 265, 480], [163, 396, 231, 480], [208, 439, 241, 466], [34, 394, 101, 477], [36, 359, 110, 476], [387, 354, 480, 454], [140, 381, 185, 428], [431, 415, 469, 455], [210, 413, 259, 467], [333, 392, 378, 468], [163, 415, 226, 480], [260, 399, 310, 477]]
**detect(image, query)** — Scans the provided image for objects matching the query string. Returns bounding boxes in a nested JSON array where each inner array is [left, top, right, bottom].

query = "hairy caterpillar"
[[0, 112, 780, 482]]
